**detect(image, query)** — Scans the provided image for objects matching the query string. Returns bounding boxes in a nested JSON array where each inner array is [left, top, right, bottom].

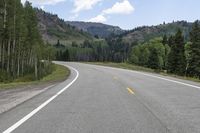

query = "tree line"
[[55, 21, 200, 79], [0, 0, 55, 82], [55, 38, 130, 63], [129, 21, 200, 78]]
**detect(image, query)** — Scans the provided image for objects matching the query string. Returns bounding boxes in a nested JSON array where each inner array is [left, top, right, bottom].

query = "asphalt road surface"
[[0, 62, 200, 133]]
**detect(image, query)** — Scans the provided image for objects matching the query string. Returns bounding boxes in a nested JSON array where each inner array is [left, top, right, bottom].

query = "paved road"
[[0, 62, 200, 133]]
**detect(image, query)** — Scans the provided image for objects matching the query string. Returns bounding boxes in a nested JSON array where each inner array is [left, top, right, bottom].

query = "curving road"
[[0, 62, 200, 133]]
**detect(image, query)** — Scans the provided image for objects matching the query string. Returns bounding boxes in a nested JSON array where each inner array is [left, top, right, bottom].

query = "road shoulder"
[[0, 64, 70, 114]]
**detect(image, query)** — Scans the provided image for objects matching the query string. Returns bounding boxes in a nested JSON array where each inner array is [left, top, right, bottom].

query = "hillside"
[[66, 21, 124, 38], [35, 9, 93, 45], [119, 21, 194, 44]]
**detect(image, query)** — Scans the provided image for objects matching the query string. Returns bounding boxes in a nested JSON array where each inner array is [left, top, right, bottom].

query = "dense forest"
[[0, 0, 199, 83], [129, 21, 200, 78], [55, 38, 130, 63], [55, 21, 200, 79], [0, 0, 55, 82]]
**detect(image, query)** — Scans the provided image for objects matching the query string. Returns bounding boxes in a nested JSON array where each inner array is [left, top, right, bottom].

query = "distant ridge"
[[117, 21, 196, 44], [66, 21, 125, 38], [35, 9, 93, 45]]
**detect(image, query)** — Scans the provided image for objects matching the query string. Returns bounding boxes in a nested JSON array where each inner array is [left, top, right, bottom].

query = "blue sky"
[[21, 0, 200, 30]]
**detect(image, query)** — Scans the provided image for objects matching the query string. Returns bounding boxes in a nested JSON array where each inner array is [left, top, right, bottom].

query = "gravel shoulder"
[[0, 63, 70, 114]]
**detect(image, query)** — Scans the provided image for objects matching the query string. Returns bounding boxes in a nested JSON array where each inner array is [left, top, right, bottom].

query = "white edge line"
[[3, 65, 79, 133], [97, 65, 200, 90]]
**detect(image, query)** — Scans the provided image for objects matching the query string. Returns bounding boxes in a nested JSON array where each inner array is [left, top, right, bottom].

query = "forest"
[[55, 21, 200, 79], [0, 0, 55, 82], [55, 38, 130, 63], [129, 21, 200, 78], [0, 0, 200, 84]]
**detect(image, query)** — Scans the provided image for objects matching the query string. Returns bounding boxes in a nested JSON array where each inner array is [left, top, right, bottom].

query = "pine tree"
[[187, 21, 200, 78], [148, 48, 160, 69], [167, 29, 186, 75], [162, 35, 168, 69], [162, 34, 168, 45]]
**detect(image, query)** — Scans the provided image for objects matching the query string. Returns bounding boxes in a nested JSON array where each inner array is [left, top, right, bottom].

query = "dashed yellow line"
[[127, 88, 135, 95], [113, 76, 118, 80]]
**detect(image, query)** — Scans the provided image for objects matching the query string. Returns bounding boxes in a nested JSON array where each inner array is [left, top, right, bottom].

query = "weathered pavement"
[[0, 62, 200, 133]]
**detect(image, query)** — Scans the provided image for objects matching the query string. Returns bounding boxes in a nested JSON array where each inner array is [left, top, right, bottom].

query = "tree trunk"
[[21, 53, 24, 76], [7, 37, 11, 73], [34, 55, 38, 80], [3, 1, 6, 29], [2, 42, 4, 69], [12, 1, 16, 76], [17, 41, 21, 77], [0, 41, 1, 64], [2, 1, 6, 70]]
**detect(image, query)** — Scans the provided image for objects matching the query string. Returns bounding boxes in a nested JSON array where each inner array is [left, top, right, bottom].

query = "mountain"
[[119, 21, 194, 44], [35, 9, 93, 45], [66, 21, 124, 38], [35, 8, 196, 46]]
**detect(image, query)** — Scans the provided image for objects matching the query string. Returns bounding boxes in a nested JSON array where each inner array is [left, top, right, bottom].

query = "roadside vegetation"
[[129, 21, 200, 79], [1, 0, 200, 86], [0, 64, 70, 89], [56, 21, 200, 80], [86, 62, 200, 83], [0, 1, 56, 83]]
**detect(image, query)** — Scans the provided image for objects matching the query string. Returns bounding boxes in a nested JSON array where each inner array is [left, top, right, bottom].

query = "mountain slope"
[[120, 21, 193, 44], [66, 21, 124, 38], [35, 9, 93, 45]]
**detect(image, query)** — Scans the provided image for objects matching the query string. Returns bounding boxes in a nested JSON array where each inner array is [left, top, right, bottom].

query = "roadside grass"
[[0, 64, 70, 90], [85, 62, 200, 83]]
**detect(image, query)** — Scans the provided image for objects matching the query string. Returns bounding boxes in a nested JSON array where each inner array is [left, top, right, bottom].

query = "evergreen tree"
[[162, 35, 168, 69], [162, 34, 168, 45], [148, 48, 160, 69], [167, 29, 186, 75], [187, 21, 200, 78]]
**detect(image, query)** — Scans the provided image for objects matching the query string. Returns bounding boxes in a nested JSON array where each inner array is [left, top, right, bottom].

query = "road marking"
[[135, 72, 200, 90], [3, 65, 79, 133], [113, 76, 118, 80], [127, 88, 135, 95], [98, 65, 200, 91]]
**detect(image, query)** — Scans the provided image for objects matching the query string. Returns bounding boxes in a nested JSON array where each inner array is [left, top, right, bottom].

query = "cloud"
[[103, 0, 134, 15], [88, 14, 107, 23], [88, 0, 134, 23], [21, 0, 66, 5], [40, 5, 45, 10], [72, 0, 103, 13], [69, 14, 79, 20]]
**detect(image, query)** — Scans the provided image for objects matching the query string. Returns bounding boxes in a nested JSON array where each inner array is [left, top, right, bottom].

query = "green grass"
[[86, 62, 200, 83], [41, 64, 70, 82], [0, 64, 70, 90]]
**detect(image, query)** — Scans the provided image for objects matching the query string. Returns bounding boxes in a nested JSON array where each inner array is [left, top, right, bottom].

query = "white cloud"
[[88, 14, 106, 23], [40, 6, 45, 10], [103, 0, 134, 15], [72, 0, 103, 13], [21, 0, 66, 5], [69, 14, 79, 20], [88, 0, 134, 23]]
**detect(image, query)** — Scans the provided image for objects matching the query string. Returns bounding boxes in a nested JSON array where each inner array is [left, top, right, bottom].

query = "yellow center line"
[[127, 88, 135, 95], [113, 76, 118, 80]]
